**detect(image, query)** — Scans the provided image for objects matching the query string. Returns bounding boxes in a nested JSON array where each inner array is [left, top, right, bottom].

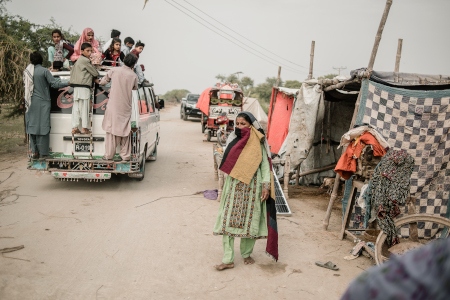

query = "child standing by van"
[[70, 43, 99, 134], [48, 29, 74, 71]]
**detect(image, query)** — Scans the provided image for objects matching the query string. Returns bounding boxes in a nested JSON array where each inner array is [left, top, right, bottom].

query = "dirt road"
[[0, 105, 372, 299]]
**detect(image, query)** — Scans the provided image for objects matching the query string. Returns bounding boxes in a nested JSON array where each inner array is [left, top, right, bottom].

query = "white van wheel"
[[146, 144, 157, 161]]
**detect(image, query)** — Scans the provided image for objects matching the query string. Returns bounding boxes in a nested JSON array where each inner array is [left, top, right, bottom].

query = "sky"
[[5, 0, 450, 95]]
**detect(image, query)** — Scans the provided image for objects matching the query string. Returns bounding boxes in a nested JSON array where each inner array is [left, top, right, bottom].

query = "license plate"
[[75, 143, 94, 152], [197, 111, 201, 114]]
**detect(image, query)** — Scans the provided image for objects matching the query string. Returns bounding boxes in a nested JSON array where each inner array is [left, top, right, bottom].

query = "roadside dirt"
[[0, 105, 373, 300]]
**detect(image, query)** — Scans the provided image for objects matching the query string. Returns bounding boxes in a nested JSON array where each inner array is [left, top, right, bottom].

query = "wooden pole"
[[323, 0, 394, 230], [275, 66, 282, 87], [367, 0, 393, 72], [308, 41, 315, 80], [394, 38, 403, 83]]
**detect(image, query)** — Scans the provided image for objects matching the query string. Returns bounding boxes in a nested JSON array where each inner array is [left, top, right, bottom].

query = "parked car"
[[180, 93, 201, 120], [27, 70, 160, 182]]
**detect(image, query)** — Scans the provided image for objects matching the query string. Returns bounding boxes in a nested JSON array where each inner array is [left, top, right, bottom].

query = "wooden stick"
[[323, 78, 360, 92], [275, 66, 282, 87], [293, 164, 336, 178], [308, 41, 315, 80], [394, 38, 403, 83], [283, 154, 290, 199], [367, 0, 393, 71], [0, 245, 24, 253]]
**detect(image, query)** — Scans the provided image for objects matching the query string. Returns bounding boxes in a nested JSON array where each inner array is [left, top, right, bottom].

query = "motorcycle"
[[216, 112, 230, 147]]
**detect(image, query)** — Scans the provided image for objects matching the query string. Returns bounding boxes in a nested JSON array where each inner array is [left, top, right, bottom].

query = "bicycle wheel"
[[375, 214, 450, 265]]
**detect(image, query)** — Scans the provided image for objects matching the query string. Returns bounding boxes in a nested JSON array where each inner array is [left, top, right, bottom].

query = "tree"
[[284, 80, 302, 89], [214, 73, 255, 94], [0, 4, 79, 117], [317, 73, 338, 80], [215, 74, 226, 83], [161, 89, 190, 103], [240, 76, 254, 94], [251, 77, 281, 103]]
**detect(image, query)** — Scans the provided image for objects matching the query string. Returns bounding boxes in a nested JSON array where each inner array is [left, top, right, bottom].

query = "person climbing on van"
[[47, 29, 74, 71], [69, 42, 100, 135], [24, 51, 68, 159], [121, 37, 134, 56], [102, 38, 124, 67], [70, 28, 102, 65], [99, 53, 139, 161], [130, 40, 152, 87], [102, 29, 121, 53]]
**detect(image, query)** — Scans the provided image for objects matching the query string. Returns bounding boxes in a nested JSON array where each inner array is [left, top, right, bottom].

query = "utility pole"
[[332, 66, 347, 76]]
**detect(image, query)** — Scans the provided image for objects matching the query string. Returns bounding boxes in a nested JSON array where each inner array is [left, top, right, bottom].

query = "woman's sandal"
[[72, 128, 81, 134], [214, 263, 234, 271], [81, 128, 91, 134]]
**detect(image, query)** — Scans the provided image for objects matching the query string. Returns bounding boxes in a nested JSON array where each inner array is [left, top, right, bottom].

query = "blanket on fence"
[[354, 79, 450, 238]]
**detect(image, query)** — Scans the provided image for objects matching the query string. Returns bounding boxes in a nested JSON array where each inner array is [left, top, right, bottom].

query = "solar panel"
[[273, 168, 292, 216]]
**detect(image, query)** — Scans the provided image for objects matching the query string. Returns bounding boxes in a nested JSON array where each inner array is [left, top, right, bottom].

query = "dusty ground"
[[0, 105, 374, 300]]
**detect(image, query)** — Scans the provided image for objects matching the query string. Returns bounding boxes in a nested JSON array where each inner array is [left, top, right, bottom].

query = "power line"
[[182, 0, 308, 69], [163, 0, 305, 75], [171, 0, 303, 73]]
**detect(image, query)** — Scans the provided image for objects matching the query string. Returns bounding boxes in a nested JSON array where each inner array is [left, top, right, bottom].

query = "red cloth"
[[266, 88, 294, 155], [335, 132, 387, 180], [197, 88, 211, 115]]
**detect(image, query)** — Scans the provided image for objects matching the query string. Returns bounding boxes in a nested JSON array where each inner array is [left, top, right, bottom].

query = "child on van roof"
[[102, 29, 121, 53], [48, 29, 74, 71], [69, 42, 100, 135], [121, 37, 134, 56], [131, 40, 152, 87], [102, 38, 124, 67], [70, 28, 102, 64]]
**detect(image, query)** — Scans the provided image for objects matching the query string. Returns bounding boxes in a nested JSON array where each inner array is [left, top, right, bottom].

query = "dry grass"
[[0, 105, 26, 155]]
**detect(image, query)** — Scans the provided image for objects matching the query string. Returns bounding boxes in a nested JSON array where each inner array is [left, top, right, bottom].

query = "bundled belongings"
[[364, 149, 415, 246], [335, 126, 389, 180]]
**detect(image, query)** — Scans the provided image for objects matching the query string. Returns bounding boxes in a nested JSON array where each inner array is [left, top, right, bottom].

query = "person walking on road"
[[24, 51, 68, 159], [213, 112, 278, 271], [99, 53, 138, 161]]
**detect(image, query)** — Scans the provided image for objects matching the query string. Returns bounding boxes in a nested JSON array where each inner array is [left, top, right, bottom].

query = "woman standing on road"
[[213, 112, 278, 271]]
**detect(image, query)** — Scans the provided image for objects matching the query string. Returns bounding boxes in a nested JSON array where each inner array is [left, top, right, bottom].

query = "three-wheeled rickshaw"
[[197, 83, 243, 146]]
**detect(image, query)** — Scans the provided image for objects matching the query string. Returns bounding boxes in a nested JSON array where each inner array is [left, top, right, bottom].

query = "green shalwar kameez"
[[213, 145, 271, 264], [26, 65, 67, 156]]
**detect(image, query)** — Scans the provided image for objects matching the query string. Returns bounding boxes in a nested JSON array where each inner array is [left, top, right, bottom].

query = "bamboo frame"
[[394, 38, 403, 83], [322, 0, 394, 230]]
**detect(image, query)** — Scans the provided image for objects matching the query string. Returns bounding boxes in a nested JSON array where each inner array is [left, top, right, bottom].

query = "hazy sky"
[[5, 0, 450, 95]]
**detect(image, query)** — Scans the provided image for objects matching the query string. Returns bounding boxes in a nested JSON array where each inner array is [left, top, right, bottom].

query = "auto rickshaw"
[[197, 83, 243, 145]]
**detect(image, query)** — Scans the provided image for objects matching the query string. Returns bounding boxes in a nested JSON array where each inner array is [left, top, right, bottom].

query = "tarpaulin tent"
[[243, 97, 268, 131], [342, 69, 450, 236], [266, 87, 298, 155], [273, 78, 359, 185]]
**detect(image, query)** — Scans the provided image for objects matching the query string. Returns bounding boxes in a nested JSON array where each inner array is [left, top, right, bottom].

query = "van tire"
[[136, 149, 146, 181], [146, 144, 157, 161]]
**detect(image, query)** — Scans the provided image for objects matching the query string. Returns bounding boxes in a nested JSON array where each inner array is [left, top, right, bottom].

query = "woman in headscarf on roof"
[[213, 111, 278, 271], [70, 27, 102, 64]]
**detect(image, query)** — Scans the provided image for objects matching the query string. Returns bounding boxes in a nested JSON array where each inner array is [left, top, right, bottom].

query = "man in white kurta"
[[99, 54, 138, 161]]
